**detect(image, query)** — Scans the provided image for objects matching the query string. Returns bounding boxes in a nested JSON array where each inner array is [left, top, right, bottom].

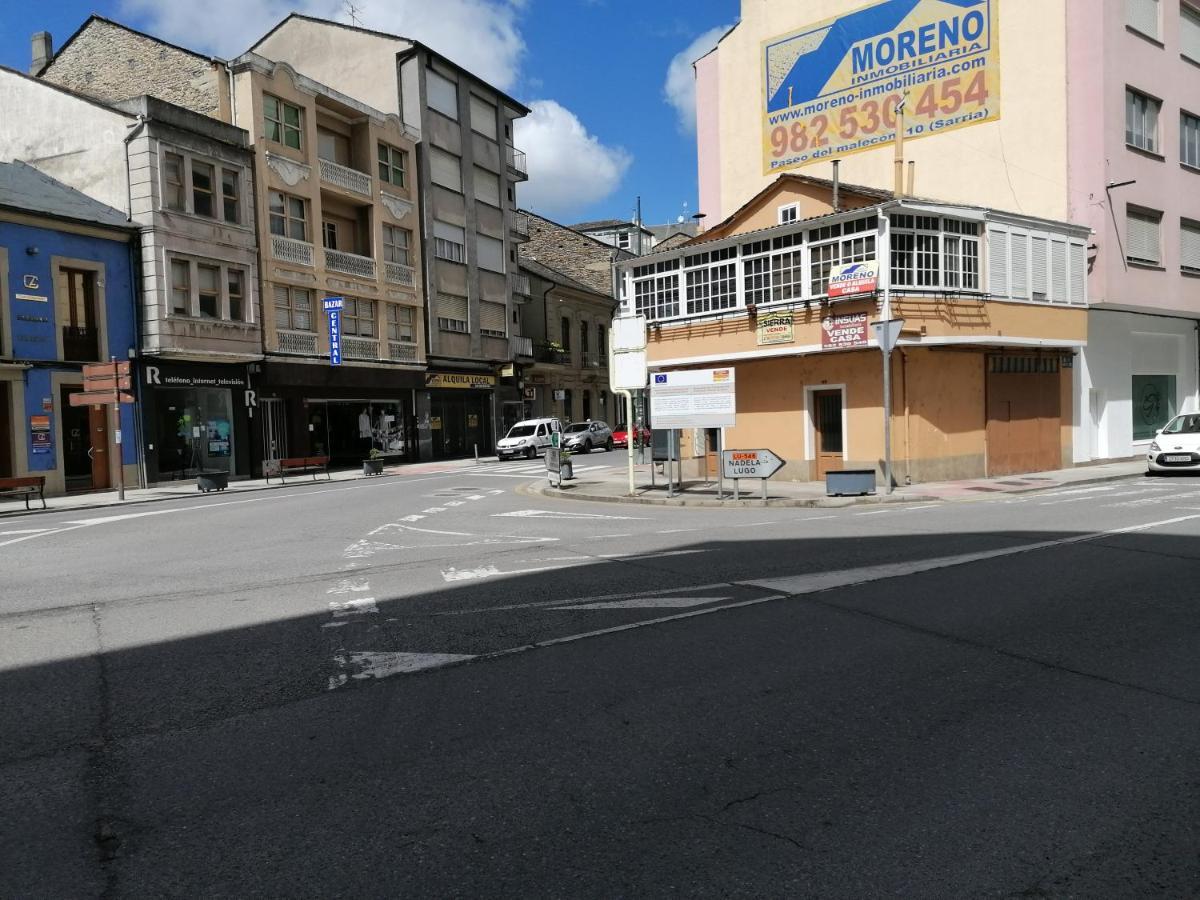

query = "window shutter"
[[1126, 211, 1161, 264], [1050, 240, 1067, 303], [1127, 0, 1159, 38], [1011, 231, 1029, 299], [988, 227, 1009, 297], [473, 166, 500, 206], [1031, 235, 1048, 299], [433, 220, 465, 244], [1069, 242, 1087, 304], [479, 301, 507, 334], [1181, 221, 1200, 272], [469, 95, 498, 139], [430, 148, 462, 191], [476, 234, 505, 273], [438, 293, 468, 322], [427, 69, 459, 119], [1183, 5, 1200, 61]]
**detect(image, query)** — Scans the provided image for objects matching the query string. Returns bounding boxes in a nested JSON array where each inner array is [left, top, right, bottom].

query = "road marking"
[[343, 539, 402, 559], [442, 563, 570, 582], [558, 596, 732, 610], [1038, 485, 1117, 498], [328, 651, 475, 689], [595, 549, 705, 560], [444, 581, 737, 616], [399, 514, 426, 522], [422, 507, 448, 514], [329, 597, 378, 617], [0, 528, 50, 535], [596, 533, 633, 538], [465, 494, 486, 501], [854, 509, 894, 517], [492, 509, 647, 520], [659, 528, 698, 534], [326, 577, 370, 594]]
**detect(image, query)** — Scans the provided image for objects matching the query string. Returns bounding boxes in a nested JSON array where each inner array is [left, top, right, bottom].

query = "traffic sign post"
[[721, 448, 785, 504], [871, 318, 904, 495], [609, 314, 648, 497]]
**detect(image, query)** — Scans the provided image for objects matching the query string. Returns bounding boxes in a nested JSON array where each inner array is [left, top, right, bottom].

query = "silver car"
[[562, 420, 614, 453]]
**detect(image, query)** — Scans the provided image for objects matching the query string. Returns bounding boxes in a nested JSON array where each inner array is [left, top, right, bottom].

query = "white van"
[[496, 418, 562, 459]]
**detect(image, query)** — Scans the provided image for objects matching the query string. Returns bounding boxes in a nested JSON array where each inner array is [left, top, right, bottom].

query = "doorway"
[[812, 389, 844, 478], [985, 355, 1061, 476], [60, 385, 110, 491], [0, 383, 11, 477]]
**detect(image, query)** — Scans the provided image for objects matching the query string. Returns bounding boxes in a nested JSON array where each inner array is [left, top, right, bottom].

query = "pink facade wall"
[[695, 48, 722, 227], [1068, 0, 1200, 316]]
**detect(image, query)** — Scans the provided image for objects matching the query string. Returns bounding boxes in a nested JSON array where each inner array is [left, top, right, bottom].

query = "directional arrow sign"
[[721, 448, 785, 480]]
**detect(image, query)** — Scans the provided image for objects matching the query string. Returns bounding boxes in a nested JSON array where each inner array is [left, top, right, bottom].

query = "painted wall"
[[705, 0, 1070, 222], [695, 48, 722, 227]]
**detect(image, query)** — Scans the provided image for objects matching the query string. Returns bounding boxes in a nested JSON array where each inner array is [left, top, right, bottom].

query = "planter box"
[[363, 458, 385, 476], [825, 469, 876, 497], [197, 470, 229, 493]]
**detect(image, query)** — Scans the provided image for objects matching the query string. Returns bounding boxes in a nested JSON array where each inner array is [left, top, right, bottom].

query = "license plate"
[[1164, 455, 1192, 462]]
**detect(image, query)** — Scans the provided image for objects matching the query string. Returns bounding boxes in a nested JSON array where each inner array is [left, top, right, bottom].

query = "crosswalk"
[[463, 460, 616, 478]]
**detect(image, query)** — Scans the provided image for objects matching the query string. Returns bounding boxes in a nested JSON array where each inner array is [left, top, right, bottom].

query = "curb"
[[517, 479, 937, 508]]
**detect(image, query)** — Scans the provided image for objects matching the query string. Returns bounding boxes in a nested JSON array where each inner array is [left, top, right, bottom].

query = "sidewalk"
[[524, 458, 1147, 508], [0, 457, 489, 520]]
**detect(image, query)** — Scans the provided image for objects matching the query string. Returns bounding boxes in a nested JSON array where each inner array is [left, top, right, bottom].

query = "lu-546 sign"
[[721, 448, 785, 480]]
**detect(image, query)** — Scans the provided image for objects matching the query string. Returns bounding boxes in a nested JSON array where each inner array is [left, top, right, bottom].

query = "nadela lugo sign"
[[762, 0, 1000, 174], [822, 311, 869, 349]]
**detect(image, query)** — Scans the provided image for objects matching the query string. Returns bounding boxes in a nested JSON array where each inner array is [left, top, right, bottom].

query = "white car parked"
[[496, 418, 561, 460], [1147, 413, 1200, 474]]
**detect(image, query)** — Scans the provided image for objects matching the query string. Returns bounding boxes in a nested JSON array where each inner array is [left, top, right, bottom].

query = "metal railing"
[[271, 235, 315, 267], [510, 335, 533, 359], [325, 248, 377, 280], [509, 271, 530, 297], [509, 211, 530, 239], [342, 336, 379, 359], [505, 145, 528, 178], [388, 341, 418, 363], [534, 343, 568, 365], [384, 261, 415, 287], [276, 329, 318, 355], [318, 157, 373, 197]]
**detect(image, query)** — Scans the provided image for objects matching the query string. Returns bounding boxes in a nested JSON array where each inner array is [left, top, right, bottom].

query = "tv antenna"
[[344, 1, 364, 26]]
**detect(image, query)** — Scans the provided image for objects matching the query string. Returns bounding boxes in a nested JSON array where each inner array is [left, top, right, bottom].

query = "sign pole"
[[716, 428, 724, 500], [882, 343, 893, 494], [666, 430, 675, 498], [111, 358, 125, 501]]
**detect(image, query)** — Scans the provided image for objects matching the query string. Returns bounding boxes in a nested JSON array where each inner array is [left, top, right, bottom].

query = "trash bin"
[[825, 469, 875, 497], [197, 470, 230, 493]]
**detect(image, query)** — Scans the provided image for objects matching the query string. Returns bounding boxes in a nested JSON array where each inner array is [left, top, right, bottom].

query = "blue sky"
[[0, 0, 737, 228]]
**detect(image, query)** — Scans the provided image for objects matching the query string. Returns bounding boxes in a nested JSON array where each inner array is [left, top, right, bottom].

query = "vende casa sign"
[[822, 311, 868, 350], [828, 261, 878, 298], [756, 310, 794, 345]]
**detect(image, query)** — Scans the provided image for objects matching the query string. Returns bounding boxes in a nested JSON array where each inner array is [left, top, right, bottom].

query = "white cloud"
[[663, 25, 728, 133], [515, 101, 631, 218], [118, 0, 526, 90]]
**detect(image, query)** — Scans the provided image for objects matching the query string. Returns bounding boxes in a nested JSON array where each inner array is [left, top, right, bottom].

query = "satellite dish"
[[676, 215, 684, 223]]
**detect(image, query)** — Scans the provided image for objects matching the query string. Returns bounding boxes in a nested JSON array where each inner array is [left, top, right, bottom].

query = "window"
[[221, 169, 240, 223], [562, 388, 573, 418], [598, 324, 606, 357], [1133, 373, 1176, 440], [322, 220, 339, 251], [430, 147, 463, 192], [1126, 207, 1162, 265], [1181, 111, 1200, 168], [474, 166, 500, 207], [778, 203, 799, 225], [581, 321, 590, 356], [631, 258, 680, 320], [264, 94, 302, 149], [269, 191, 307, 241], [343, 298, 376, 337], [561, 316, 571, 350], [433, 220, 466, 263], [1184, 3, 1200, 61], [437, 293, 468, 332], [480, 300, 507, 337], [890, 214, 976, 290], [197, 264, 220, 319], [387, 304, 415, 342], [227, 269, 245, 321], [378, 143, 407, 187], [1127, 0, 1160, 38], [164, 152, 185, 211], [772, 246, 803, 302], [170, 259, 190, 314], [317, 129, 349, 165], [427, 68, 459, 120], [191, 161, 214, 218], [274, 285, 313, 331], [811, 216, 878, 295], [476, 234, 505, 273], [383, 225, 411, 265], [1181, 219, 1200, 274], [1126, 88, 1161, 153], [617, 231, 631, 250], [470, 94, 498, 140]]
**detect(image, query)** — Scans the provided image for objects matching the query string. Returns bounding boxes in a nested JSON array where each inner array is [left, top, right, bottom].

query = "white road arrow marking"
[[558, 596, 732, 610], [342, 539, 402, 558], [492, 509, 647, 520], [328, 650, 474, 689]]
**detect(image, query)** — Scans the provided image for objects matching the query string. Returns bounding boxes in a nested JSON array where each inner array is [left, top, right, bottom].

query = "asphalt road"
[[3, 459, 1200, 897]]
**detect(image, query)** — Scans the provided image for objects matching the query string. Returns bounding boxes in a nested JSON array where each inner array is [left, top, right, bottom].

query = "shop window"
[[274, 285, 313, 331], [163, 152, 185, 211], [264, 94, 303, 150], [192, 161, 215, 218], [197, 264, 220, 319], [378, 143, 407, 188], [1133, 374, 1176, 440]]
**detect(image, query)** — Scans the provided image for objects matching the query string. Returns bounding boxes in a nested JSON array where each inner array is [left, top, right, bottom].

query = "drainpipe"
[[123, 114, 147, 221], [901, 348, 912, 485], [542, 281, 554, 416]]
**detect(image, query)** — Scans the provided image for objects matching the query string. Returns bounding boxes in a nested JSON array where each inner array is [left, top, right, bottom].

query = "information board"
[[650, 368, 736, 429]]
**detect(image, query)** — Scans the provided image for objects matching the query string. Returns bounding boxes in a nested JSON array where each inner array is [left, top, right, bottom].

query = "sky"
[[0, 0, 737, 228]]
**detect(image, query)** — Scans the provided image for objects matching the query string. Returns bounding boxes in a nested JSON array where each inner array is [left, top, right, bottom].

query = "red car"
[[611, 423, 650, 448]]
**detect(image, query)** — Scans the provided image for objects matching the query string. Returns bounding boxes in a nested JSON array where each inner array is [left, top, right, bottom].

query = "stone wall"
[[41, 19, 221, 116]]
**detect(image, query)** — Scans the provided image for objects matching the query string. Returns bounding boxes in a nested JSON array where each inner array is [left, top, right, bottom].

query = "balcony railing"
[[510, 335, 533, 359], [534, 343, 568, 365], [271, 235, 315, 267], [509, 211, 530, 240], [389, 341, 418, 363], [505, 145, 528, 179], [325, 248, 376, 280], [319, 157, 372, 197], [343, 336, 379, 360], [276, 329, 318, 355], [62, 325, 100, 361], [384, 261, 415, 288], [509, 272, 530, 297]]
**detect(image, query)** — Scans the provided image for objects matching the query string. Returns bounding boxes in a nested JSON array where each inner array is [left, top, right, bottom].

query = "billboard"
[[650, 368, 736, 429], [828, 261, 879, 298], [762, 0, 1000, 174], [822, 312, 869, 349]]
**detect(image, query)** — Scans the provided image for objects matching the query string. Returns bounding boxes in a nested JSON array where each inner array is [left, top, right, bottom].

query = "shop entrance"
[[152, 387, 236, 479], [812, 389, 845, 478], [60, 385, 109, 491], [430, 393, 491, 459], [0, 383, 11, 477], [986, 355, 1061, 476], [305, 399, 415, 468]]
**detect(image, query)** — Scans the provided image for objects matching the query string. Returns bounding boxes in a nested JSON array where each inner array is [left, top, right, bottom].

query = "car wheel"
[[583, 441, 592, 454], [605, 438, 614, 451], [526, 446, 536, 459]]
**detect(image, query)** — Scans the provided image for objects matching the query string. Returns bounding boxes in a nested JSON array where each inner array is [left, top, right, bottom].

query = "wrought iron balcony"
[[509, 211, 530, 241], [384, 261, 415, 288], [534, 342, 568, 365], [509, 271, 530, 297], [325, 248, 377, 280], [318, 157, 372, 197], [505, 145, 528, 180], [510, 335, 533, 359], [275, 329, 318, 355], [271, 235, 314, 267]]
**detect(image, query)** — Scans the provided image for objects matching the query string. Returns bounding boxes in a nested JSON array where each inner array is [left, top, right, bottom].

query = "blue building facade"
[[1, 162, 139, 495]]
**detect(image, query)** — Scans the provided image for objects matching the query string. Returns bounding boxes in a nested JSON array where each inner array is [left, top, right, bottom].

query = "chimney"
[[831, 159, 841, 213], [30, 31, 53, 75]]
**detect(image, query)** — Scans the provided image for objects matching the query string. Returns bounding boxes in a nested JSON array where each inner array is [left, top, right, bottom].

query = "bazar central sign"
[[761, 0, 1001, 174]]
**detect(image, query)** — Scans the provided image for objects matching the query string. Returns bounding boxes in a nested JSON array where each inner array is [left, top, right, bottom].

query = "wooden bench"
[[265, 456, 330, 484], [0, 475, 47, 510]]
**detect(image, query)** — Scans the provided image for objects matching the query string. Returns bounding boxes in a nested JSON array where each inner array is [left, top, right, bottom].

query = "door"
[[986, 356, 1062, 476], [704, 428, 720, 480], [62, 268, 99, 361], [89, 405, 111, 489], [813, 390, 844, 478], [0, 383, 11, 477], [60, 386, 109, 491], [261, 398, 287, 465]]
